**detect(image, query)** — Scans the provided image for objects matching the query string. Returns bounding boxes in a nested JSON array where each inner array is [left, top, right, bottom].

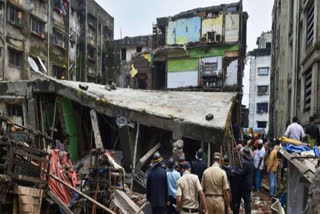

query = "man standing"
[[191, 149, 207, 181], [176, 162, 208, 214], [147, 152, 168, 214], [267, 144, 279, 197], [254, 140, 266, 192], [237, 147, 255, 214], [305, 116, 320, 146], [285, 116, 305, 141], [201, 153, 231, 214], [167, 158, 181, 214]]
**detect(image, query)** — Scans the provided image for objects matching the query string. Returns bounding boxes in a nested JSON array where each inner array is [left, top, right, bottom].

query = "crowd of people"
[[146, 116, 320, 214]]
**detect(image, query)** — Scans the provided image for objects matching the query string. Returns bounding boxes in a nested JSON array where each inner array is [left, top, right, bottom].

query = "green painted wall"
[[168, 58, 199, 72], [168, 44, 239, 72], [61, 98, 79, 161]]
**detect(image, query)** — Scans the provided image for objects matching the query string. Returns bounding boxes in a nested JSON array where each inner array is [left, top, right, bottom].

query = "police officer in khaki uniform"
[[176, 161, 208, 214], [201, 153, 231, 214]]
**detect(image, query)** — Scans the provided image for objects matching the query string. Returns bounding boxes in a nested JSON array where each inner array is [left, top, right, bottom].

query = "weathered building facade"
[[129, 1, 248, 92], [248, 32, 271, 133], [0, 0, 113, 83], [270, 0, 320, 137], [113, 35, 153, 88]]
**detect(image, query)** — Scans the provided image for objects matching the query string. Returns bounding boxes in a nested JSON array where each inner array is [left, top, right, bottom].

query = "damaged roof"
[[157, 1, 242, 25], [1, 78, 237, 142]]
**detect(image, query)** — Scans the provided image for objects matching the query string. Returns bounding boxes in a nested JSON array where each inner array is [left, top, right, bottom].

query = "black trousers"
[[231, 188, 251, 214], [167, 196, 179, 214], [231, 190, 241, 214], [152, 206, 166, 214], [242, 188, 251, 214]]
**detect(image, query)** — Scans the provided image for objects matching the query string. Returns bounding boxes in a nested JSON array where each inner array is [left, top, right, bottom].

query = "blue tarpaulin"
[[283, 144, 311, 153]]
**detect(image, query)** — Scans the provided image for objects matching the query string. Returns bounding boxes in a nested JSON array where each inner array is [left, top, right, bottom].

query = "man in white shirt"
[[285, 117, 305, 141], [254, 139, 266, 191]]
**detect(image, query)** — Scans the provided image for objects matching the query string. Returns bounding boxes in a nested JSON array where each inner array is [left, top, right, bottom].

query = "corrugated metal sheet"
[[167, 17, 201, 45]]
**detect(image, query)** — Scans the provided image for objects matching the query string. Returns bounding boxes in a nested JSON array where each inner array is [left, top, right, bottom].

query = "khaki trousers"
[[206, 196, 225, 214]]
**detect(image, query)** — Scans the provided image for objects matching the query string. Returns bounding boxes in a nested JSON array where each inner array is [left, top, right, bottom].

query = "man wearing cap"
[[201, 153, 231, 214], [176, 161, 208, 214], [176, 156, 185, 176], [254, 139, 266, 191], [232, 147, 255, 214], [191, 149, 207, 181], [147, 152, 168, 214]]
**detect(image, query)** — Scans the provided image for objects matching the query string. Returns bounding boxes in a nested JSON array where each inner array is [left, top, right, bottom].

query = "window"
[[53, 29, 65, 48], [257, 121, 267, 128], [121, 48, 127, 61], [8, 6, 22, 25], [88, 45, 95, 60], [7, 104, 23, 117], [266, 42, 271, 49], [257, 103, 268, 113], [257, 86, 269, 96], [136, 46, 142, 53], [31, 18, 45, 35], [9, 48, 22, 67], [0, 3, 4, 20], [258, 67, 269, 75], [306, 3, 314, 47], [304, 69, 312, 111]]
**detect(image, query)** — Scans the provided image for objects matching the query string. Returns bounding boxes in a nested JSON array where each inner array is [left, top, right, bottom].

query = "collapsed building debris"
[[0, 75, 242, 213]]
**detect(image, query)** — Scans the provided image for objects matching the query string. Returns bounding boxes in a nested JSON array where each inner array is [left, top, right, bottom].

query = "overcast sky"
[[96, 0, 274, 106]]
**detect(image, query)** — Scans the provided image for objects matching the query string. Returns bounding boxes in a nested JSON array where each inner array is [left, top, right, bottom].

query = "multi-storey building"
[[248, 32, 271, 133], [270, 1, 320, 212], [0, 0, 113, 83], [270, 0, 320, 138], [128, 1, 248, 92], [112, 35, 153, 88]]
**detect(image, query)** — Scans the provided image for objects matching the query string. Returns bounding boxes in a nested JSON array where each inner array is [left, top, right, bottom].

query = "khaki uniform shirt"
[[201, 163, 229, 196], [177, 171, 202, 209]]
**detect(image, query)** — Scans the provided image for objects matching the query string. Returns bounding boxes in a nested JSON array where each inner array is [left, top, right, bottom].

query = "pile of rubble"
[[0, 115, 148, 214]]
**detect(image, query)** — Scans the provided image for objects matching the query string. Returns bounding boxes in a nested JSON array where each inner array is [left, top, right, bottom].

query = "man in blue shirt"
[[167, 158, 181, 214]]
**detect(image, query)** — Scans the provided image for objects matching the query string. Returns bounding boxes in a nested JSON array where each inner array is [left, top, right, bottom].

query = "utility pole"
[[67, 0, 70, 80], [47, 0, 51, 75], [1, 0, 7, 81]]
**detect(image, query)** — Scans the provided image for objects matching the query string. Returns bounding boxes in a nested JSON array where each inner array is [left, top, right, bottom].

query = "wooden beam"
[[131, 123, 140, 189], [47, 190, 73, 214], [49, 173, 115, 214], [136, 143, 160, 169], [207, 143, 211, 167], [50, 97, 57, 139], [90, 110, 104, 150]]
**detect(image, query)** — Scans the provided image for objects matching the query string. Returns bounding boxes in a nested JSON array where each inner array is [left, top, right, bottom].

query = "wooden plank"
[[113, 190, 140, 213], [39, 96, 46, 149], [47, 191, 73, 214], [136, 143, 160, 169], [8, 172, 41, 183], [49, 173, 115, 214], [90, 109, 104, 150], [14, 149, 49, 162]]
